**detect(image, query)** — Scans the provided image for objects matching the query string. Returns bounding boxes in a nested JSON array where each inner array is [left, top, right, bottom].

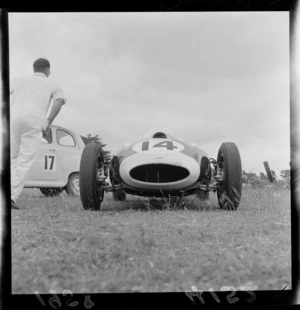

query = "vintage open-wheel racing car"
[[79, 132, 242, 211]]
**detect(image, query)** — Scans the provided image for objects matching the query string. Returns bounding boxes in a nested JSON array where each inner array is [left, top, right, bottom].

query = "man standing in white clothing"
[[10, 58, 67, 209]]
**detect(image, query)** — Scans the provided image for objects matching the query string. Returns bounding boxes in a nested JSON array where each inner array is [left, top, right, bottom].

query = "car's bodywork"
[[110, 132, 212, 197], [25, 125, 85, 196], [79, 132, 243, 210]]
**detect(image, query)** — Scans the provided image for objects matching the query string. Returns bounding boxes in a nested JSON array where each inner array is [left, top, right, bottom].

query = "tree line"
[[242, 169, 290, 185], [80, 133, 111, 160]]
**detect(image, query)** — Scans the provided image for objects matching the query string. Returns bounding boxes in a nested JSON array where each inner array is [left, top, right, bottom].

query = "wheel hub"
[[72, 177, 80, 195]]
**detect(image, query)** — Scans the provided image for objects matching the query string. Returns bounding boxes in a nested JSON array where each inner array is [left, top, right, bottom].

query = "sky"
[[8, 12, 290, 176]]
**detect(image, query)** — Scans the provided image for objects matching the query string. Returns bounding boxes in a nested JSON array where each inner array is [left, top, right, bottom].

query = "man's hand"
[[42, 120, 51, 137]]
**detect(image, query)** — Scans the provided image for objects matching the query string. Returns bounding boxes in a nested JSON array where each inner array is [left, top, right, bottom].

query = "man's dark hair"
[[33, 58, 50, 72]]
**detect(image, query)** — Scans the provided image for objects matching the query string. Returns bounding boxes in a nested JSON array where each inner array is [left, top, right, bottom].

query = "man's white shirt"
[[10, 72, 67, 113]]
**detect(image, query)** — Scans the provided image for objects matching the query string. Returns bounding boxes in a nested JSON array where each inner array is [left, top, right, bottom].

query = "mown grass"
[[11, 187, 291, 293]]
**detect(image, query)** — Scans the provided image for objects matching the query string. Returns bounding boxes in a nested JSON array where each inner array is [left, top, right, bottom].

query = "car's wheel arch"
[[64, 171, 80, 196], [60, 155, 81, 184], [67, 171, 79, 182]]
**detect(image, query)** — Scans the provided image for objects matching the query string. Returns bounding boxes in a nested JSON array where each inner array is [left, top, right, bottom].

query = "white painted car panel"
[[119, 141, 201, 191], [25, 125, 84, 189]]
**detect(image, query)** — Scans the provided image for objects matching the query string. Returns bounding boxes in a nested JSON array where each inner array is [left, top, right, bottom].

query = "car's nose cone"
[[119, 152, 200, 190], [130, 163, 190, 183]]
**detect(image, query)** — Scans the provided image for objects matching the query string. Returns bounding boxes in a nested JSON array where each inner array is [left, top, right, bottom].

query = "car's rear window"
[[56, 129, 76, 147]]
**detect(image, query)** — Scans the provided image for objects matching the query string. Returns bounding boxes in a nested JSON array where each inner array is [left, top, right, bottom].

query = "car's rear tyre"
[[66, 173, 80, 197], [217, 142, 242, 210], [40, 188, 62, 197], [79, 143, 105, 210]]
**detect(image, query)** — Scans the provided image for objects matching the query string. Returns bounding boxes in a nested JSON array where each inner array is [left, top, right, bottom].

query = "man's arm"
[[44, 98, 64, 132], [44, 82, 67, 134]]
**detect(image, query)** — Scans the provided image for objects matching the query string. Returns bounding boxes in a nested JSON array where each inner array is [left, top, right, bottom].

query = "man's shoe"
[[11, 199, 20, 209]]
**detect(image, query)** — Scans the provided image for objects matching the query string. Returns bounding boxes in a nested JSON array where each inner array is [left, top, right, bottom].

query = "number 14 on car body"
[[133, 140, 184, 153]]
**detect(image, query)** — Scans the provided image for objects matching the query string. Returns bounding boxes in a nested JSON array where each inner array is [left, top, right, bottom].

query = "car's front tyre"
[[216, 142, 242, 210], [79, 143, 105, 210]]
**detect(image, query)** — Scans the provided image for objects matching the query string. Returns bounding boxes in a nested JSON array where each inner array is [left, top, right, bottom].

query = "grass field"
[[11, 186, 291, 294]]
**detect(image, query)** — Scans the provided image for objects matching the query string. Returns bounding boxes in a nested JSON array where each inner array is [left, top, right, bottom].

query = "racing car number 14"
[[133, 139, 184, 153]]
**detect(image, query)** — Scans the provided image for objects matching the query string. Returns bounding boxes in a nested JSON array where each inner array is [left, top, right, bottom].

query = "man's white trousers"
[[10, 104, 46, 202]]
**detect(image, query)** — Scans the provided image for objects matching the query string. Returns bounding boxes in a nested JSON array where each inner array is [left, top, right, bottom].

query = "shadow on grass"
[[25, 189, 221, 213], [100, 194, 220, 213], [21, 189, 233, 213]]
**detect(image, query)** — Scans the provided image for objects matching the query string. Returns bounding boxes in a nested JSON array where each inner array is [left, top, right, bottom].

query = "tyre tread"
[[79, 143, 104, 210], [217, 142, 242, 210]]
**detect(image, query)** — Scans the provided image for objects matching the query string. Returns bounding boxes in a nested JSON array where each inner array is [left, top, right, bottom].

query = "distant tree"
[[280, 169, 290, 180], [271, 170, 278, 181], [81, 135, 88, 145], [242, 170, 248, 184], [81, 133, 111, 160], [280, 169, 290, 187], [259, 172, 268, 180], [242, 171, 259, 184], [81, 133, 102, 144], [247, 172, 257, 180], [245, 172, 258, 186], [251, 178, 262, 187]]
